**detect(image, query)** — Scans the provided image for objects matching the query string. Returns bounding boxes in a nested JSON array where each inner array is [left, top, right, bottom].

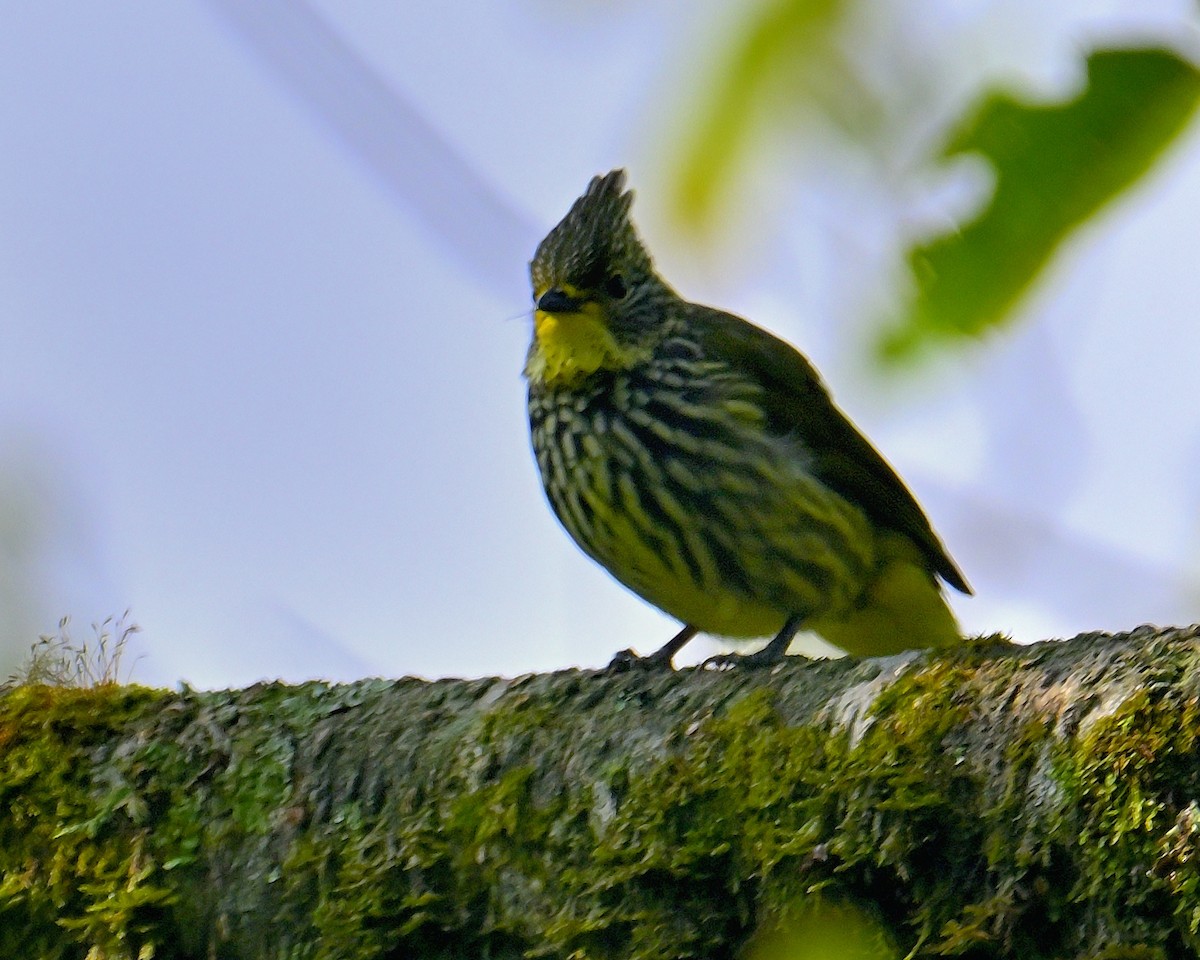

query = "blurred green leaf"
[[670, 0, 849, 231], [885, 47, 1200, 360], [744, 898, 898, 960]]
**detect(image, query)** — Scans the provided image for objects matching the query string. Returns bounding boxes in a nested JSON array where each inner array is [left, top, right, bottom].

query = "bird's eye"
[[603, 273, 628, 300]]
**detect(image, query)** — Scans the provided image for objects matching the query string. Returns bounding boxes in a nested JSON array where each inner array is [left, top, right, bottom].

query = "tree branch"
[[3, 624, 1199, 959]]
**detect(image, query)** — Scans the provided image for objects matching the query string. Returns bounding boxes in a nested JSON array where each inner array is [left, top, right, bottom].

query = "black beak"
[[537, 288, 584, 313]]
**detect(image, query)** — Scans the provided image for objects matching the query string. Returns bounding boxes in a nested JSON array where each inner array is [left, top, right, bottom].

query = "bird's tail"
[[809, 557, 964, 657]]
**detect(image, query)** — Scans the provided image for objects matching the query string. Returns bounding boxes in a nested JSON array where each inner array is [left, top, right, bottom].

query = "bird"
[[523, 169, 971, 669]]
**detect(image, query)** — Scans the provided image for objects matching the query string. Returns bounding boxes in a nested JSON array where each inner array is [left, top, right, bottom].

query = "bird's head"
[[525, 170, 671, 388]]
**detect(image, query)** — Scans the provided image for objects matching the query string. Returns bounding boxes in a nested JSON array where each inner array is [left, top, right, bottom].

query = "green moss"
[[5, 641, 1200, 959], [280, 692, 588, 960], [465, 662, 975, 958], [1049, 682, 1200, 955], [0, 680, 387, 959], [0, 684, 170, 960], [259, 656, 1148, 959]]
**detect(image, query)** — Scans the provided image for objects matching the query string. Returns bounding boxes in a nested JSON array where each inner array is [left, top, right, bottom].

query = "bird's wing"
[[689, 305, 972, 595]]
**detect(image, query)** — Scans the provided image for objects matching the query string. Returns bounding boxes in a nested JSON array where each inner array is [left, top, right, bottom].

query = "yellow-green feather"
[[525, 169, 970, 659]]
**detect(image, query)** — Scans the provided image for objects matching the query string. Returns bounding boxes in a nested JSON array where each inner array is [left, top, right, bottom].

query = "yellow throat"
[[526, 291, 636, 388]]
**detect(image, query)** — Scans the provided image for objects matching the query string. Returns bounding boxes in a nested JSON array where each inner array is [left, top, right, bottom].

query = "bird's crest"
[[530, 170, 651, 295]]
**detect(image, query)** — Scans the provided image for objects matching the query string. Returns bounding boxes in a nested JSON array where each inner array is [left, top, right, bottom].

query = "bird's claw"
[[700, 650, 785, 671], [605, 648, 639, 672], [605, 648, 674, 673]]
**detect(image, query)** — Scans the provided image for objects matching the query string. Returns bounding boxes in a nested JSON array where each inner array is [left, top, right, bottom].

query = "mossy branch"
[[3, 625, 1200, 959]]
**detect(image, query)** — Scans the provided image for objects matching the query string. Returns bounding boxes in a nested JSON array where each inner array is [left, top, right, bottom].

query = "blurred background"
[[2, 0, 1199, 687]]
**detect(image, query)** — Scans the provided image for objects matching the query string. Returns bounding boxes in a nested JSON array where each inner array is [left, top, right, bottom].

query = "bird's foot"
[[605, 624, 699, 673], [605, 647, 676, 673], [700, 647, 786, 671], [700, 616, 803, 670]]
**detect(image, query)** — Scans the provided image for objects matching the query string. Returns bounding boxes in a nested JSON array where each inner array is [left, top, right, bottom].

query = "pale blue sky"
[[2, 1, 1199, 686]]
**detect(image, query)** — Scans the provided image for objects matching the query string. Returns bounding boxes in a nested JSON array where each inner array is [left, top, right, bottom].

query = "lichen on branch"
[[2, 625, 1199, 959]]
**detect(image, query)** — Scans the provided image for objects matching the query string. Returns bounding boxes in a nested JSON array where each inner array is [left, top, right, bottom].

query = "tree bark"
[[3, 624, 1200, 959]]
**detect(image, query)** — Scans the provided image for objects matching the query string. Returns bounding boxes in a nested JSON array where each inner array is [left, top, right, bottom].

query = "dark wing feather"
[[689, 304, 972, 595]]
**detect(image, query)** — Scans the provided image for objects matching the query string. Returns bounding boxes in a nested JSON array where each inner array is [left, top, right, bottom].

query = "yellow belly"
[[594, 500, 962, 654], [531, 377, 964, 655], [809, 557, 963, 656], [582, 480, 852, 640]]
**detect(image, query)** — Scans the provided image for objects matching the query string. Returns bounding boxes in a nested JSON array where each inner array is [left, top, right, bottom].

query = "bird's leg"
[[607, 624, 699, 672], [702, 615, 804, 670]]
